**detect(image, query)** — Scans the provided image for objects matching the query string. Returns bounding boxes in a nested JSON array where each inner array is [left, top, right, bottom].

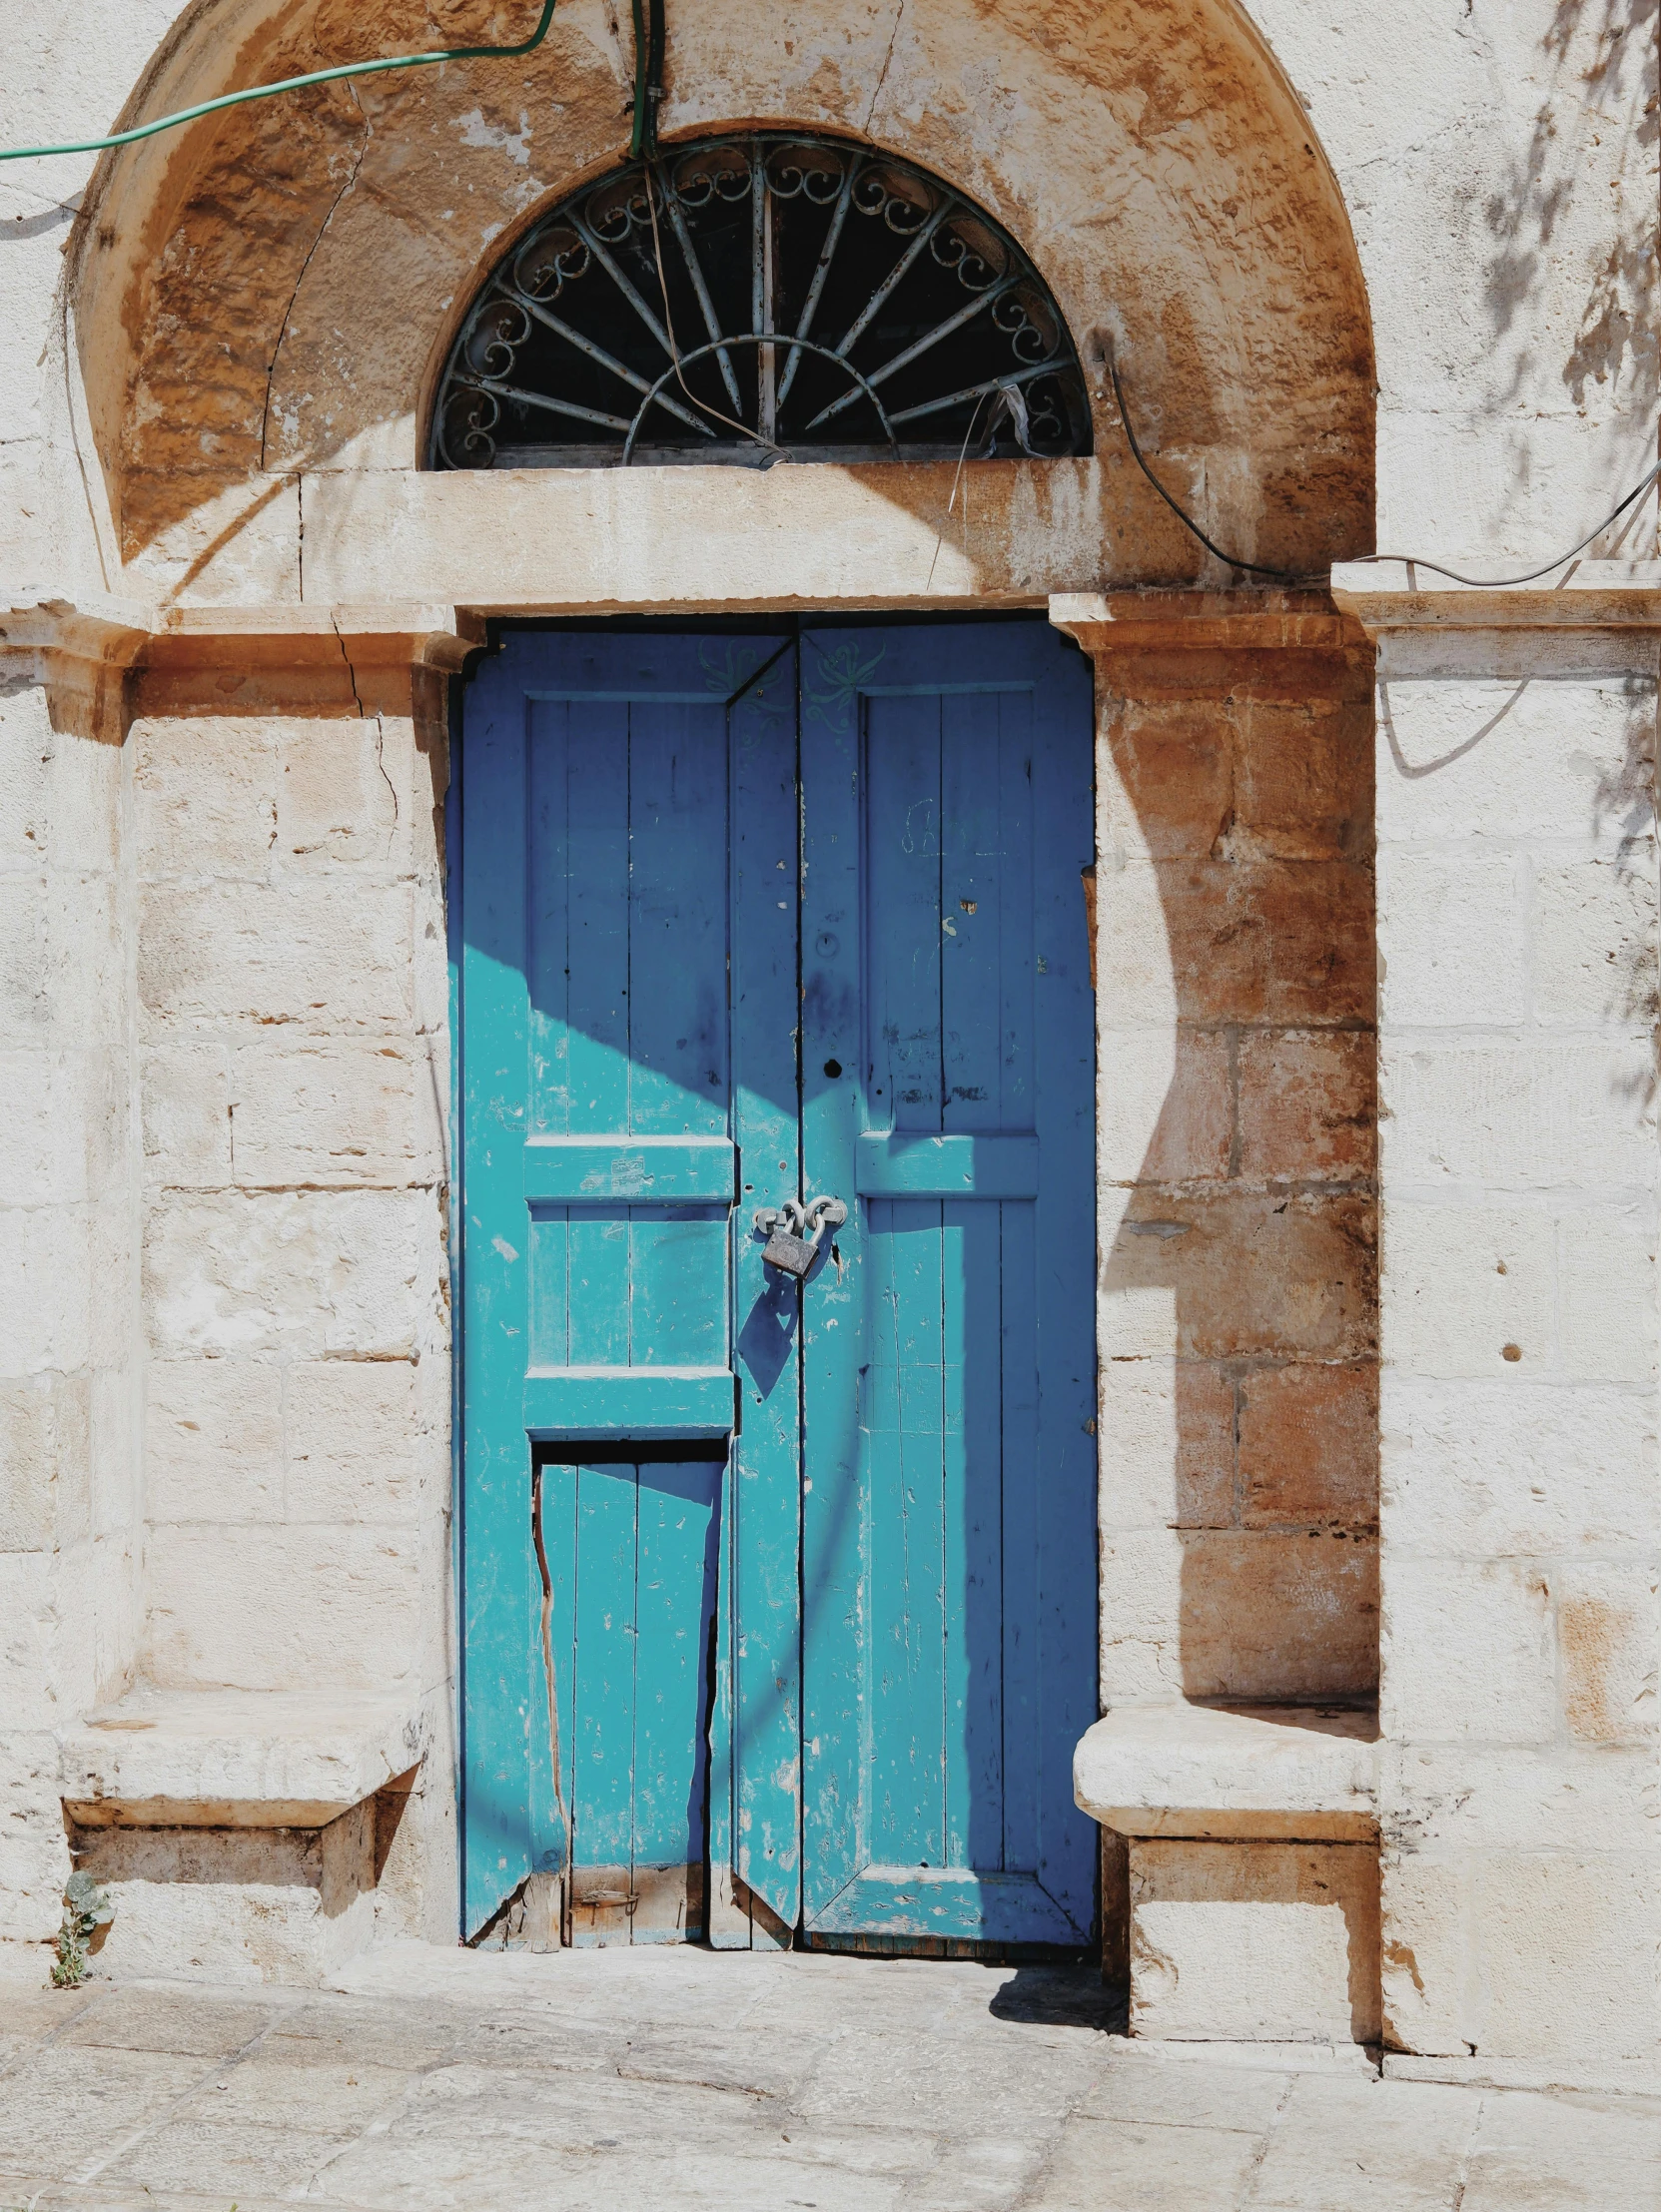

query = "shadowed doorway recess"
[[429, 133, 1093, 469]]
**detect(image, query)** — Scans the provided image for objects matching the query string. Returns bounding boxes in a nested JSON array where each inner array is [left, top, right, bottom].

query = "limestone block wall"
[[128, 644, 457, 1936], [1372, 620, 1660, 2080], [1095, 633, 1380, 1709], [0, 668, 143, 1943]]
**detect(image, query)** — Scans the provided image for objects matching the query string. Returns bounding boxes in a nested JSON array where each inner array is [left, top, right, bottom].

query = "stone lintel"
[[61, 1686, 425, 1831], [146, 602, 488, 674], [1331, 557, 1661, 634], [2, 594, 485, 663], [1049, 588, 1357, 654], [0, 594, 486, 732], [1075, 1702, 1380, 1844]]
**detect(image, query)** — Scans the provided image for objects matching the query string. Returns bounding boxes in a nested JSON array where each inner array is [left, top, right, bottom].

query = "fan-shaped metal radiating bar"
[[429, 132, 1093, 468]]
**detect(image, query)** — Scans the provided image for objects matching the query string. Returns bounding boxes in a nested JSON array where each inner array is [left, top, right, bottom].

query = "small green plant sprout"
[[51, 1870, 113, 1987]]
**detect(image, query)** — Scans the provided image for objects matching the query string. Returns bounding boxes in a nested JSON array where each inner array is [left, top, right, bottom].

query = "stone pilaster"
[[1334, 561, 1661, 2091]]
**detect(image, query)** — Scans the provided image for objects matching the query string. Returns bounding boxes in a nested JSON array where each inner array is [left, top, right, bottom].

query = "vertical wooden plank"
[[571, 1459, 638, 1945], [941, 692, 1004, 1137], [799, 628, 870, 1921], [943, 1195, 1004, 1873], [994, 693, 1037, 1130], [729, 640, 804, 1934], [864, 693, 943, 1131], [525, 703, 572, 1385], [863, 690, 948, 1874], [565, 703, 633, 1379], [992, 692, 1042, 1883], [870, 1198, 947, 1871], [941, 694, 1010, 1875], [459, 654, 538, 1941], [565, 700, 632, 1132], [529, 1455, 578, 1892], [998, 1191, 1041, 1878], [526, 698, 573, 1139], [1027, 637, 1100, 1938], [627, 703, 730, 1135], [632, 1458, 721, 1941]]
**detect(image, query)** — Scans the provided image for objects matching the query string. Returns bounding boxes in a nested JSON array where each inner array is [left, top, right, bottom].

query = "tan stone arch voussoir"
[[69, 0, 1374, 593]]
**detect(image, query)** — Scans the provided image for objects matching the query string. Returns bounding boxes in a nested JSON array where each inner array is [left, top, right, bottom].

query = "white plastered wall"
[[1249, 0, 1659, 2089], [1358, 606, 1660, 2083]]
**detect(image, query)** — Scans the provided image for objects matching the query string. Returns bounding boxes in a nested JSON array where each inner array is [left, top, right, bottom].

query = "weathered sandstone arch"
[[68, 0, 1374, 582]]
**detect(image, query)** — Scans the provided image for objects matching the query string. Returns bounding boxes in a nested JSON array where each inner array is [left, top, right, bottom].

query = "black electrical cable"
[[629, 0, 666, 161], [1356, 458, 1661, 586], [1110, 351, 1661, 589], [1107, 356, 1309, 581]]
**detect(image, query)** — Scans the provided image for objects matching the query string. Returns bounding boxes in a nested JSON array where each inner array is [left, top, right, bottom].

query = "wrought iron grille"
[[429, 132, 1092, 468]]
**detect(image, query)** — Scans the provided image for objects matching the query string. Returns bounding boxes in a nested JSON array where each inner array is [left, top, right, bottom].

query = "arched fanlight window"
[[429, 132, 1092, 468]]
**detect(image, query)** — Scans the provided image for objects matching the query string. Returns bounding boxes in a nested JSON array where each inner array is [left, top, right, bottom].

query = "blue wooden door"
[[456, 621, 1095, 1949], [798, 624, 1098, 1947]]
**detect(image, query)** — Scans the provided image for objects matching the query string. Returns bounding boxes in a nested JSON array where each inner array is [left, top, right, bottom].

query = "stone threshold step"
[[61, 1685, 424, 1829], [1074, 1701, 1380, 1842]]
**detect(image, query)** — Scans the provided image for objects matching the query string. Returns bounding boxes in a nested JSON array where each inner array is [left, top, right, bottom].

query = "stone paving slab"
[[0, 1944, 1655, 2211]]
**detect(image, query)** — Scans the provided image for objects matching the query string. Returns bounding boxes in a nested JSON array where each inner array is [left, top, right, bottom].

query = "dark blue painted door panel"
[[457, 620, 1096, 1950]]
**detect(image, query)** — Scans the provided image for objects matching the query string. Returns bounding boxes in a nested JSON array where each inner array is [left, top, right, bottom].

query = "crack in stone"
[[262, 89, 372, 473], [864, 1, 905, 136]]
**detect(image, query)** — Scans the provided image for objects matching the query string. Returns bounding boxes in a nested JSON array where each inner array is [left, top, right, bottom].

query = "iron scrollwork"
[[430, 131, 1092, 469]]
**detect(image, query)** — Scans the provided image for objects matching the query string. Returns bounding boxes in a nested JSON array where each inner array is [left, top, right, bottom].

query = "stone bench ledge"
[[60, 1687, 425, 1830], [1074, 1703, 1380, 1843]]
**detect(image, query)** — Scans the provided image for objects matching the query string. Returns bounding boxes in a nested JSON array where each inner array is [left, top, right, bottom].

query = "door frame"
[[445, 612, 1102, 1952]]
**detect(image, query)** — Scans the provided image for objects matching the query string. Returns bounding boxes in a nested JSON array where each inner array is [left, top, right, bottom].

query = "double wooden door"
[[456, 620, 1097, 1951]]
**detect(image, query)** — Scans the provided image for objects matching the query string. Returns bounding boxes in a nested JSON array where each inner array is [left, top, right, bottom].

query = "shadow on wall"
[[1484, 0, 1660, 417], [1096, 636, 1381, 1709]]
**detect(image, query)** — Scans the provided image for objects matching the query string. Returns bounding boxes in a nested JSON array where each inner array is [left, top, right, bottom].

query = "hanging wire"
[[0, 0, 559, 164], [1107, 354, 1310, 581], [1108, 346, 1661, 589], [628, 0, 666, 162], [1355, 459, 1661, 586]]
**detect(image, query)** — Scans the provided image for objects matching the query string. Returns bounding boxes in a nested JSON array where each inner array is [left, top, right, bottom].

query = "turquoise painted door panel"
[[539, 1450, 723, 1945], [799, 622, 1098, 1947], [458, 632, 801, 1942]]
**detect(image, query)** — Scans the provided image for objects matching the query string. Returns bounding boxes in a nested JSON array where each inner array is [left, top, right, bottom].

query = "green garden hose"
[[0, 0, 558, 164]]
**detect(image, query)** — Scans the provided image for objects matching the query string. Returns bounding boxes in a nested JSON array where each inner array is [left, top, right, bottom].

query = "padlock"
[[762, 1220, 820, 1276], [754, 1194, 848, 1279]]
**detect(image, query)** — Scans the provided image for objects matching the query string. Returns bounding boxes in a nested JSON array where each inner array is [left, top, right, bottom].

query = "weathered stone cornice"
[[1330, 558, 1661, 634], [1049, 588, 1358, 653]]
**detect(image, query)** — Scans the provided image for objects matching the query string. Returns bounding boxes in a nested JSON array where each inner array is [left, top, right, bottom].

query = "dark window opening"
[[429, 131, 1093, 470]]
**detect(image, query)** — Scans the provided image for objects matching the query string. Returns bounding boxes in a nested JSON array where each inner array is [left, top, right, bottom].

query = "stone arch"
[[68, 0, 1374, 578]]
